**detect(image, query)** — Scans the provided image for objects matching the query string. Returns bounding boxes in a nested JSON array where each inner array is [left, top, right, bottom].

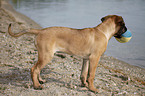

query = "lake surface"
[[9, 0, 145, 69]]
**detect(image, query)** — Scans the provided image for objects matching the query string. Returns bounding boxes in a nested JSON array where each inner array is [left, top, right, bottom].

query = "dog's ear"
[[115, 16, 124, 25], [101, 17, 105, 22], [101, 15, 111, 22]]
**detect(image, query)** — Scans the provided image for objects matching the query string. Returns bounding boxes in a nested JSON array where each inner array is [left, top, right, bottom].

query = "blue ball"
[[122, 30, 132, 37], [115, 30, 132, 43]]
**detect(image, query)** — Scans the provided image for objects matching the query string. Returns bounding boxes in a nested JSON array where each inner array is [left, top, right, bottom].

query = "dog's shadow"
[[0, 66, 32, 88], [40, 68, 88, 92], [0, 65, 88, 92]]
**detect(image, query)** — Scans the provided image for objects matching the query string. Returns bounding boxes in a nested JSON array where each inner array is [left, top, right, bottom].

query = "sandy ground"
[[0, 1, 145, 96]]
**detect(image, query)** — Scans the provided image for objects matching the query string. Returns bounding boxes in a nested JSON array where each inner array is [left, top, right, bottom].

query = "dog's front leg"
[[88, 54, 100, 93], [80, 59, 89, 87]]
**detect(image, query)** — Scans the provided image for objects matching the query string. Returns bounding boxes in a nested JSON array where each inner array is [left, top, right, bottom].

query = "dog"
[[8, 15, 127, 93]]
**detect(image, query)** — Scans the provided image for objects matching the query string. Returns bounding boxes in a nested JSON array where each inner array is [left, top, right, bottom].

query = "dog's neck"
[[95, 19, 116, 40]]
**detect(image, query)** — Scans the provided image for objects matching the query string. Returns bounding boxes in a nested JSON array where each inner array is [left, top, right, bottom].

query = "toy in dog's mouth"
[[115, 30, 132, 43]]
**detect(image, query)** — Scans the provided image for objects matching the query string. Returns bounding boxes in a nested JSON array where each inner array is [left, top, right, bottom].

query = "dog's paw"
[[81, 82, 88, 87], [34, 85, 44, 90], [88, 86, 99, 93], [39, 79, 46, 84]]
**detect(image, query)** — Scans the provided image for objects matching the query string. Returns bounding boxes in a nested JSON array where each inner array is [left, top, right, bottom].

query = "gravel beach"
[[0, 1, 145, 96]]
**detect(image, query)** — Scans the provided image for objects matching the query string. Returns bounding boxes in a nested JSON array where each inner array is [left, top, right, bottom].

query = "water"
[[9, 0, 145, 69]]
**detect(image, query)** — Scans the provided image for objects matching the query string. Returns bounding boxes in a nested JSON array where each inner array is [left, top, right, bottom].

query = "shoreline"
[[0, 0, 145, 95], [1, 0, 42, 29]]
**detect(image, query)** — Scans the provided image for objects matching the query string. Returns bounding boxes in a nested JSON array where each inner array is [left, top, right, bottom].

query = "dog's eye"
[[118, 22, 125, 26]]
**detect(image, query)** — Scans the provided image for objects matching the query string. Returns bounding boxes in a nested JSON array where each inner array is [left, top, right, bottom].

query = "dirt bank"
[[0, 1, 145, 96]]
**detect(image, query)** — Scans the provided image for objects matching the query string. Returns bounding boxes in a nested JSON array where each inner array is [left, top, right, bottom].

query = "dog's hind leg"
[[38, 74, 46, 84], [31, 41, 54, 90]]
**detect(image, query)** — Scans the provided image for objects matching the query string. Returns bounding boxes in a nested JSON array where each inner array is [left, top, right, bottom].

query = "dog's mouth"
[[114, 26, 127, 38]]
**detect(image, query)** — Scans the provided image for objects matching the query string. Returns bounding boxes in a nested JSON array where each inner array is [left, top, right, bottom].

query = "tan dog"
[[8, 15, 127, 93]]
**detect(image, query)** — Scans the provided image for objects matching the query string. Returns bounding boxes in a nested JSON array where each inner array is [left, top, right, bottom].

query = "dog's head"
[[101, 15, 127, 38]]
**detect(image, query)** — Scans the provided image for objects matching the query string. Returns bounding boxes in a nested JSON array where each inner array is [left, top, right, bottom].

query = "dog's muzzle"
[[114, 26, 127, 38]]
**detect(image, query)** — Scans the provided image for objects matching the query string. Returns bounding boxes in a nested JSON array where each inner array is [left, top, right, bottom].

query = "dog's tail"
[[8, 23, 40, 37]]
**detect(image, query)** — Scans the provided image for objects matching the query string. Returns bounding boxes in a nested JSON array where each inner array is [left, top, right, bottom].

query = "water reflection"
[[11, 0, 68, 5], [12, 0, 68, 11], [12, 0, 67, 3]]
